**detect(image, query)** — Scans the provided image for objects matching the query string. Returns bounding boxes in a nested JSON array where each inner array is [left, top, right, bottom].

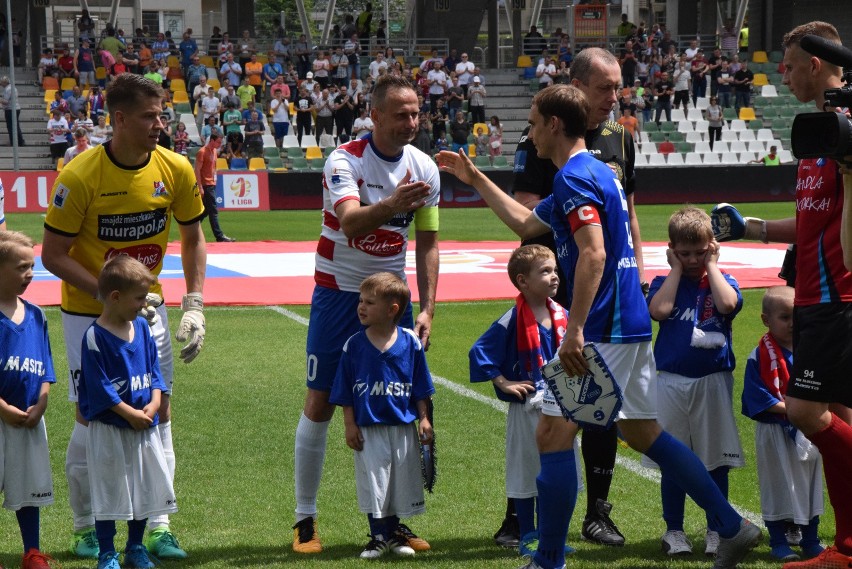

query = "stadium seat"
[[473, 123, 488, 136], [308, 158, 326, 170], [739, 108, 757, 121], [170, 79, 187, 93], [640, 142, 656, 154], [721, 130, 738, 142], [670, 108, 686, 123], [323, 146, 334, 157], [647, 154, 667, 166], [761, 85, 778, 97], [779, 150, 793, 163], [174, 102, 192, 114], [474, 155, 492, 169], [739, 129, 756, 142], [752, 51, 769, 63], [779, 107, 796, 118], [207, 78, 220, 90], [771, 118, 789, 130], [729, 140, 748, 154], [249, 157, 266, 170], [729, 119, 747, 131], [660, 121, 676, 133], [264, 146, 281, 159], [286, 147, 303, 160], [633, 153, 648, 167], [649, 132, 667, 144], [720, 152, 740, 164], [695, 97, 709, 110], [167, 56, 180, 69], [769, 50, 784, 63], [305, 146, 323, 160], [684, 153, 703, 165], [517, 55, 533, 68], [676, 142, 692, 154], [757, 128, 775, 142], [752, 74, 769, 87], [677, 121, 694, 133], [668, 132, 685, 143], [694, 141, 712, 153], [667, 153, 684, 166], [216, 157, 229, 170], [686, 109, 704, 122], [685, 132, 704, 143], [709, 142, 729, 153], [748, 141, 767, 153], [267, 157, 286, 170], [229, 158, 248, 170], [61, 77, 77, 91], [492, 156, 510, 169], [739, 152, 756, 163], [644, 122, 659, 133], [703, 152, 721, 165], [694, 119, 709, 131], [173, 90, 190, 104], [638, 132, 650, 145], [468, 144, 476, 157], [290, 157, 310, 171], [199, 55, 215, 67], [56, 157, 64, 172], [42, 77, 59, 91], [723, 108, 738, 121]]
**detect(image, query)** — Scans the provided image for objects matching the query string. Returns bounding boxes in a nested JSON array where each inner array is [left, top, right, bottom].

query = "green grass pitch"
[[1, 203, 822, 569]]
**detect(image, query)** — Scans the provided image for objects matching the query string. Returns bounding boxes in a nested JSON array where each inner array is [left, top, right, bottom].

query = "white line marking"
[[267, 305, 764, 528]]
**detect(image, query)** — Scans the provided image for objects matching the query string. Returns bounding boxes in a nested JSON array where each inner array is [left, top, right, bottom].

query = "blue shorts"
[[273, 122, 289, 138], [305, 285, 414, 391]]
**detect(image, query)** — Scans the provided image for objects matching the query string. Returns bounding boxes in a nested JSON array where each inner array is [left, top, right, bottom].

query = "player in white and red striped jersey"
[[292, 74, 440, 555]]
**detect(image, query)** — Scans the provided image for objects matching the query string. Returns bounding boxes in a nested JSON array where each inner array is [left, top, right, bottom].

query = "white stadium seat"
[[685, 152, 703, 165]]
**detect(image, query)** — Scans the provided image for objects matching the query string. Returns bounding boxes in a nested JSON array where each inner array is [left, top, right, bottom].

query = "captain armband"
[[415, 206, 440, 232]]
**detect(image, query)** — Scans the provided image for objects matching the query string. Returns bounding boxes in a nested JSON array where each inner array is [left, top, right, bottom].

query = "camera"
[[791, 35, 852, 161]]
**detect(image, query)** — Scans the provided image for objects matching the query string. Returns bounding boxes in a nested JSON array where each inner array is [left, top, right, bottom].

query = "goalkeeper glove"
[[175, 293, 205, 364], [711, 203, 767, 242], [138, 293, 163, 326]]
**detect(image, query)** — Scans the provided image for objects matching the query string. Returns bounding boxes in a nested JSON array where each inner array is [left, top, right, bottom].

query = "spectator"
[[733, 60, 753, 114], [368, 51, 388, 80], [186, 54, 207, 99], [47, 108, 70, 164], [200, 114, 220, 145], [63, 128, 92, 164], [621, 41, 637, 87], [617, 13, 634, 39], [705, 96, 723, 150], [430, 97, 448, 139], [446, 76, 464, 122], [109, 52, 127, 82], [77, 10, 94, 44], [243, 109, 265, 158], [356, 2, 373, 50], [617, 107, 639, 141], [220, 53, 243, 90], [729, 53, 742, 74], [413, 111, 432, 154], [467, 76, 486, 125], [194, 131, 235, 241], [690, 50, 708, 105], [334, 84, 356, 143], [684, 39, 700, 62], [208, 26, 223, 54], [237, 30, 257, 68], [273, 36, 292, 65], [659, 30, 677, 54], [427, 60, 448, 112], [717, 59, 734, 108], [488, 115, 503, 160], [294, 85, 314, 145], [341, 15, 357, 46], [74, 109, 93, 134], [201, 87, 221, 123], [244, 54, 263, 101], [536, 56, 557, 90], [222, 100, 244, 146], [270, 75, 291, 100], [172, 121, 189, 156], [38, 48, 59, 85], [672, 54, 691, 110], [654, 70, 673, 124], [0, 76, 24, 146], [420, 49, 443, 72], [151, 32, 170, 63], [455, 52, 475, 96], [57, 47, 76, 79], [474, 124, 488, 157], [87, 85, 105, 117], [658, 134, 675, 155], [89, 114, 112, 145], [217, 32, 234, 63], [557, 35, 573, 66], [50, 90, 70, 115], [99, 27, 123, 61], [74, 39, 96, 88], [376, 20, 387, 48], [749, 145, 781, 165], [351, 106, 373, 138], [295, 34, 313, 79], [312, 50, 332, 89], [263, 54, 285, 99], [449, 110, 470, 154], [707, 47, 724, 98], [143, 61, 164, 87], [720, 19, 738, 56], [177, 30, 197, 73], [137, 40, 153, 70], [314, 87, 335, 144], [67, 86, 88, 118], [524, 25, 546, 56], [331, 45, 350, 87]]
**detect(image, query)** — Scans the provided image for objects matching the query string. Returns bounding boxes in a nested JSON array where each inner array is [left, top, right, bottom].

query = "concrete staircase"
[[0, 67, 57, 171], [476, 67, 534, 161]]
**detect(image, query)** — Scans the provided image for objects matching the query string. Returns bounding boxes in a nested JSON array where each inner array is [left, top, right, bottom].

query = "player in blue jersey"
[[0, 231, 58, 569], [438, 83, 761, 569], [470, 244, 580, 558], [645, 207, 745, 557], [78, 256, 177, 569], [329, 272, 435, 559]]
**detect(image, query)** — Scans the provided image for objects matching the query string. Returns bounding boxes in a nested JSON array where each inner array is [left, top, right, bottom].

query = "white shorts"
[[506, 402, 583, 497], [755, 422, 823, 524], [354, 423, 425, 519], [542, 342, 657, 420], [63, 306, 173, 402], [86, 421, 177, 521], [641, 370, 745, 471], [0, 419, 54, 510]]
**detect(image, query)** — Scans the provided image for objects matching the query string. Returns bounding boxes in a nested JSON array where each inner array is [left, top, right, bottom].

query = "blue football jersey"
[[469, 306, 555, 403], [533, 151, 651, 343], [648, 273, 742, 377], [329, 327, 435, 426], [0, 300, 57, 409], [79, 317, 167, 429], [741, 344, 793, 425]]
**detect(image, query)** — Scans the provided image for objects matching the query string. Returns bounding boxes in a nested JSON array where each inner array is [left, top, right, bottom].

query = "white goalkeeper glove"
[[138, 293, 163, 326], [711, 203, 767, 242], [175, 293, 205, 364]]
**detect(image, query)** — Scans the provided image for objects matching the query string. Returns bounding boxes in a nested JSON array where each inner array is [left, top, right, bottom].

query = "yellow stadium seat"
[[172, 90, 190, 104], [216, 157, 229, 170], [43, 89, 57, 103], [60, 77, 77, 90], [517, 55, 533, 68], [752, 73, 769, 87], [739, 107, 757, 121], [207, 78, 220, 90], [256, 54, 268, 64], [95, 67, 107, 80], [411, 67, 420, 78], [752, 51, 769, 63], [167, 56, 180, 68], [473, 122, 488, 136], [289, 102, 296, 115], [170, 79, 186, 92], [56, 157, 64, 171], [469, 144, 476, 157], [305, 146, 323, 160], [249, 157, 267, 170], [199, 55, 214, 67]]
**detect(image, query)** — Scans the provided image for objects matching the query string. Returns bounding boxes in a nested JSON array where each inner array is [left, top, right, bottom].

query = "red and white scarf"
[[516, 293, 567, 384], [757, 332, 790, 400]]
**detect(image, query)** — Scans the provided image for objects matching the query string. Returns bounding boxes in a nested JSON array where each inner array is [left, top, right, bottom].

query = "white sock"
[[294, 413, 330, 521], [148, 421, 174, 531], [66, 422, 94, 531]]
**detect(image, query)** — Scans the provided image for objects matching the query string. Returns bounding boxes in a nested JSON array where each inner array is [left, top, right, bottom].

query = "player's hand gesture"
[[142, 400, 160, 422], [665, 247, 683, 271], [418, 417, 433, 446], [345, 421, 364, 451], [436, 149, 479, 186], [704, 240, 721, 267], [23, 400, 48, 429], [559, 323, 588, 377], [126, 408, 154, 431], [0, 401, 28, 427], [383, 169, 430, 214]]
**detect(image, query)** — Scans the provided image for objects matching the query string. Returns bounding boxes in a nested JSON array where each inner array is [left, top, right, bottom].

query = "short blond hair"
[[668, 206, 714, 246], [360, 272, 410, 324], [0, 231, 35, 262], [507, 244, 556, 290], [98, 255, 156, 299], [762, 285, 794, 316]]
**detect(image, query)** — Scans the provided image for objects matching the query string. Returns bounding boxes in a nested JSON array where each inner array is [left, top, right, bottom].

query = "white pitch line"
[[267, 305, 764, 528]]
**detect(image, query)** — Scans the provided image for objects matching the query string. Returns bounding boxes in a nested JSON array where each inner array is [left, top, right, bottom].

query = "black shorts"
[[789, 302, 852, 407], [51, 142, 68, 159]]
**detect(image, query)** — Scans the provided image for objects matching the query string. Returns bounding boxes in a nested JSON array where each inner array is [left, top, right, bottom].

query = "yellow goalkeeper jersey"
[[45, 142, 205, 316]]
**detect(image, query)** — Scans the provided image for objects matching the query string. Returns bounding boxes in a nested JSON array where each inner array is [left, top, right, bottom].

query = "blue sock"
[[801, 516, 824, 556], [644, 431, 740, 538], [661, 473, 686, 532], [95, 520, 117, 555], [533, 450, 577, 569], [386, 515, 400, 535], [367, 514, 388, 541], [127, 519, 146, 548], [516, 497, 536, 537], [16, 507, 39, 552], [766, 520, 788, 548], [706, 467, 730, 530]]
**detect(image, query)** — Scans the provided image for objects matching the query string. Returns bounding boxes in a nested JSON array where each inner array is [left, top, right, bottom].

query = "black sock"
[[505, 497, 516, 519], [581, 425, 618, 518]]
